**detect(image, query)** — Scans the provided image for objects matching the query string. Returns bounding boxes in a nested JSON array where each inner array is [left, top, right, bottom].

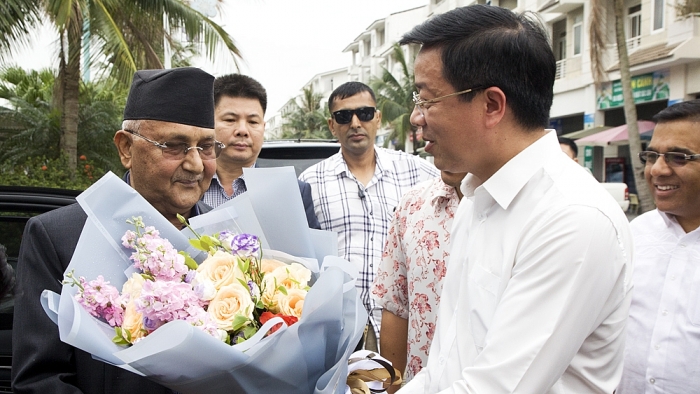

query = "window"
[[628, 4, 642, 49], [652, 0, 664, 31], [553, 19, 567, 61], [628, 5, 641, 38], [376, 28, 385, 47], [573, 13, 583, 56]]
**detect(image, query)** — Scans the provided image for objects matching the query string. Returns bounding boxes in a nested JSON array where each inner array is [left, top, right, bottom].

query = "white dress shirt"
[[401, 131, 634, 394], [617, 210, 700, 393], [299, 147, 439, 340]]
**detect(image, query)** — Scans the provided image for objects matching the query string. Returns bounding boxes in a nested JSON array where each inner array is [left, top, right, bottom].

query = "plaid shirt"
[[202, 171, 249, 208], [299, 148, 439, 341]]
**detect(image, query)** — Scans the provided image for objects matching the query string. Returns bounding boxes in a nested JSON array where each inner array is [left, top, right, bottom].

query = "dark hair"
[[652, 99, 700, 124], [399, 4, 555, 130], [327, 81, 377, 112], [214, 74, 268, 115], [558, 136, 578, 157]]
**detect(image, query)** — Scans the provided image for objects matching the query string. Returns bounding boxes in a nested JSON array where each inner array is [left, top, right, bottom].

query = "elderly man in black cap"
[[12, 67, 218, 394]]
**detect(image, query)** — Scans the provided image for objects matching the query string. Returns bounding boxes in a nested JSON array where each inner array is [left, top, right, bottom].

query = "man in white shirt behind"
[[398, 5, 633, 393], [617, 99, 700, 393]]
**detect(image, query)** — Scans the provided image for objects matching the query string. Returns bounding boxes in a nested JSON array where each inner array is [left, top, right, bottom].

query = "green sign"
[[583, 146, 594, 171], [597, 70, 669, 110]]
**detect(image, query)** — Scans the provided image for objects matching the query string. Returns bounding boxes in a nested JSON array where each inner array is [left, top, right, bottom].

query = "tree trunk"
[[60, 7, 82, 173], [613, 0, 654, 213]]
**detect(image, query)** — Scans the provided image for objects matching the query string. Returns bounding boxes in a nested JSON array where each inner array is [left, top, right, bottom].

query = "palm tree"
[[0, 0, 242, 171], [370, 44, 420, 153], [1, 66, 127, 173], [281, 86, 331, 140], [589, 0, 653, 213]]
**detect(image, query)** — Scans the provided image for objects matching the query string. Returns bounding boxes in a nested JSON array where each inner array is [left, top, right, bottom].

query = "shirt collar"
[[462, 130, 559, 210], [330, 147, 393, 179]]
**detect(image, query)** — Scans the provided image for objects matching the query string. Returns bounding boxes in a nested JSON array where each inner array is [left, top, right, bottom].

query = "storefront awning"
[[575, 120, 656, 146], [561, 125, 611, 140]]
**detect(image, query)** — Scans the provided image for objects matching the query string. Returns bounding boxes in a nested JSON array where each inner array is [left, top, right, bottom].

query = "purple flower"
[[184, 270, 197, 284], [230, 234, 259, 257], [247, 280, 260, 299]]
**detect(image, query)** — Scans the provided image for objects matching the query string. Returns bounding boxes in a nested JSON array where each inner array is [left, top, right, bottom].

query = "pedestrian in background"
[[617, 99, 700, 393], [399, 5, 633, 393], [201, 73, 319, 229], [299, 81, 439, 351]]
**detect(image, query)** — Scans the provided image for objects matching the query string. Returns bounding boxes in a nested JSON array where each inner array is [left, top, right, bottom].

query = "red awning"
[[575, 120, 656, 146]]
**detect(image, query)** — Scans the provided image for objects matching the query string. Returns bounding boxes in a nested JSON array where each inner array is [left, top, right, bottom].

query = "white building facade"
[[275, 0, 700, 187]]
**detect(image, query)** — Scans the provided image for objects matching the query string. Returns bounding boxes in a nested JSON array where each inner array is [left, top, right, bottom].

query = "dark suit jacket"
[[297, 180, 320, 230], [11, 201, 210, 394]]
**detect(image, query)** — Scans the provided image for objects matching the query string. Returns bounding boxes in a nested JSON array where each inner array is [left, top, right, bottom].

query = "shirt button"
[[650, 378, 655, 384], [670, 275, 676, 281], [662, 310, 668, 316], [654, 344, 660, 350], [679, 243, 686, 248], [439, 357, 446, 365]]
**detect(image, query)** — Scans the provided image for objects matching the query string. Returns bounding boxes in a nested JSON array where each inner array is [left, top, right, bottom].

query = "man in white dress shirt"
[[398, 5, 634, 393], [617, 99, 700, 393]]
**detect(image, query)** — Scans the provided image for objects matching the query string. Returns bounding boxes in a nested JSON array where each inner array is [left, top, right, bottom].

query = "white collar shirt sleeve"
[[402, 131, 634, 394], [617, 210, 700, 393]]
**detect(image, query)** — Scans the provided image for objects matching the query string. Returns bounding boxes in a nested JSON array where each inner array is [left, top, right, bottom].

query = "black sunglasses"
[[332, 107, 376, 124]]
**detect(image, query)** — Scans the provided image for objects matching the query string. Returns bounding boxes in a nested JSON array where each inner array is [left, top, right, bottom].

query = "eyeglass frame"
[[638, 150, 700, 167], [412, 87, 484, 117], [124, 129, 225, 161]]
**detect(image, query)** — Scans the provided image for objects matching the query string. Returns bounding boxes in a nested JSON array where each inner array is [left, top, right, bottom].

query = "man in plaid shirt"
[[299, 82, 439, 350]]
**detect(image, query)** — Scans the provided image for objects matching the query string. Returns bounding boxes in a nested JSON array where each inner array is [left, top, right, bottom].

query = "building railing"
[[555, 58, 567, 79]]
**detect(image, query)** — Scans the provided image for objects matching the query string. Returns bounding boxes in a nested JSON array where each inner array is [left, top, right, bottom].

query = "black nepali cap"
[[123, 67, 215, 129]]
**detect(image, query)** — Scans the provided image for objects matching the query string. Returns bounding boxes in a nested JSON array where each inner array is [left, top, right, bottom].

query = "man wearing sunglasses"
[[299, 81, 439, 351], [617, 99, 700, 394], [12, 67, 217, 394], [399, 5, 633, 394]]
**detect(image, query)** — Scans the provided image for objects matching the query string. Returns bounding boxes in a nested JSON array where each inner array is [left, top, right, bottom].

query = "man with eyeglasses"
[[12, 67, 217, 394], [617, 99, 700, 394], [398, 5, 633, 393], [200, 74, 319, 229], [299, 81, 439, 351]]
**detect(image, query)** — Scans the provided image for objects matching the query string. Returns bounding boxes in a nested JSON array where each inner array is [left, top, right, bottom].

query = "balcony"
[[555, 59, 567, 79], [538, 0, 585, 14]]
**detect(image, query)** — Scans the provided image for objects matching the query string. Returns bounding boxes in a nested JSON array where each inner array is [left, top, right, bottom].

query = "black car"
[[0, 186, 80, 392], [257, 140, 340, 176]]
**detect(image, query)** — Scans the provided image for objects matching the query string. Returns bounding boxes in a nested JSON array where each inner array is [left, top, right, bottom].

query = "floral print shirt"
[[371, 176, 460, 381]]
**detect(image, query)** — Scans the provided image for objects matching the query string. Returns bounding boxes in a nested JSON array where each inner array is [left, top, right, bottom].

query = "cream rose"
[[121, 299, 146, 343], [275, 288, 306, 318], [207, 282, 255, 330], [261, 263, 312, 312], [268, 263, 311, 290], [121, 273, 145, 298], [261, 258, 284, 274], [196, 251, 246, 290]]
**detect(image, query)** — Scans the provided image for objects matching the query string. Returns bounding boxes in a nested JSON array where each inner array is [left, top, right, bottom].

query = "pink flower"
[[136, 280, 205, 324], [74, 276, 124, 327]]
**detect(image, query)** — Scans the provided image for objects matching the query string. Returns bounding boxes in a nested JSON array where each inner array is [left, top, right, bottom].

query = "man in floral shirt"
[[371, 170, 465, 388]]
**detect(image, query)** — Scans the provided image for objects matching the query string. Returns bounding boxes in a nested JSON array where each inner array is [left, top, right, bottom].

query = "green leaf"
[[242, 325, 258, 339], [180, 251, 199, 270], [277, 285, 288, 296], [231, 315, 250, 332]]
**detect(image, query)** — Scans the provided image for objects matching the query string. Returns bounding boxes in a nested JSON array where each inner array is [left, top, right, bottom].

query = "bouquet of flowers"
[[41, 170, 367, 394], [63, 215, 313, 349]]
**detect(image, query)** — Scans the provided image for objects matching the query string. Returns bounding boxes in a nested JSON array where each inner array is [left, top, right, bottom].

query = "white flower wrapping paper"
[[40, 169, 367, 394]]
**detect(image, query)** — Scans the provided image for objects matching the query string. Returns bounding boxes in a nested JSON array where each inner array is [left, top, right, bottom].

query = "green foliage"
[[676, 0, 700, 17], [0, 66, 125, 178], [281, 86, 332, 140], [370, 44, 424, 153], [1, 154, 107, 190]]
